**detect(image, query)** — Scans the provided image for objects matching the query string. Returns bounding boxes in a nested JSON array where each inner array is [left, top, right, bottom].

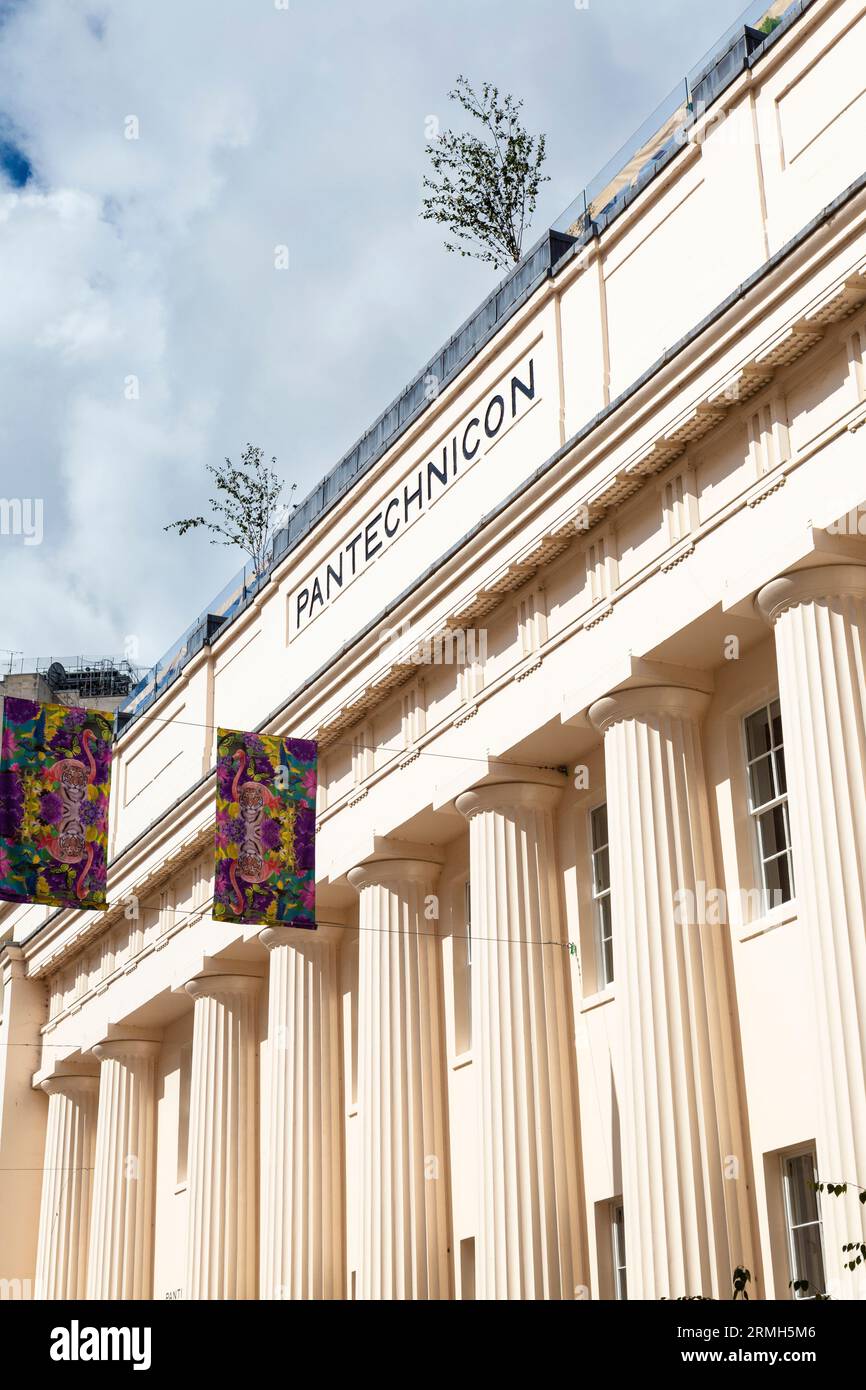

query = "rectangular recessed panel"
[[777, 11, 866, 165]]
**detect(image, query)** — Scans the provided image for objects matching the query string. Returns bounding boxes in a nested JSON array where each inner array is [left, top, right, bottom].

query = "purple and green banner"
[[0, 698, 113, 910], [214, 728, 316, 929]]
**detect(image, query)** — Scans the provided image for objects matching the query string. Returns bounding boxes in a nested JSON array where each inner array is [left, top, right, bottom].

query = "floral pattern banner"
[[0, 698, 113, 911], [214, 728, 316, 929]]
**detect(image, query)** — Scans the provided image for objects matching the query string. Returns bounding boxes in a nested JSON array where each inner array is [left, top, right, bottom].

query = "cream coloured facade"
[[3, 0, 866, 1301]]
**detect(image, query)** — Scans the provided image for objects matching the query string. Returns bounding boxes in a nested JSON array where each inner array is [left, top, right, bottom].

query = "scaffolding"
[[0, 654, 146, 699]]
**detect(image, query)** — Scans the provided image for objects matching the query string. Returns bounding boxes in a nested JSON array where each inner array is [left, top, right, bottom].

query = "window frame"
[[588, 801, 614, 989], [781, 1146, 826, 1300], [743, 698, 795, 912], [611, 1201, 627, 1301]]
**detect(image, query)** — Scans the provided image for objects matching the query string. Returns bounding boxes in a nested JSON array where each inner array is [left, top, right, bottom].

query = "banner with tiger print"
[[214, 728, 316, 928], [0, 698, 113, 910]]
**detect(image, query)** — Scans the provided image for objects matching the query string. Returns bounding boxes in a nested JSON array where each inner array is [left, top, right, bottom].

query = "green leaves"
[[788, 1278, 830, 1299], [165, 443, 295, 577], [421, 75, 549, 271], [813, 1178, 855, 1197]]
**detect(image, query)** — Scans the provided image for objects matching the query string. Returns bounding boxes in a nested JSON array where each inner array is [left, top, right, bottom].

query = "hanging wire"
[[110, 699, 562, 770]]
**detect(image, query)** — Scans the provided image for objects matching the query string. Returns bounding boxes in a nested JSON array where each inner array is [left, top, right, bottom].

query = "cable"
[[116, 700, 559, 769], [1, 894, 215, 929], [0, 910, 579, 1051]]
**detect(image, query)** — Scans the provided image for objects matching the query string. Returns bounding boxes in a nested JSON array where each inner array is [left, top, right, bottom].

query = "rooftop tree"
[[164, 444, 295, 579], [421, 76, 549, 272]]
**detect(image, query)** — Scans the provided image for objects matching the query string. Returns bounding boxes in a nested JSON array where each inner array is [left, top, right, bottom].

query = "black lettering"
[[346, 533, 363, 575], [365, 512, 383, 562], [404, 470, 424, 522], [384, 496, 400, 538], [511, 358, 535, 416], [462, 417, 480, 460], [325, 555, 343, 599], [309, 576, 324, 615], [295, 587, 310, 627], [484, 394, 505, 438], [427, 451, 448, 500]]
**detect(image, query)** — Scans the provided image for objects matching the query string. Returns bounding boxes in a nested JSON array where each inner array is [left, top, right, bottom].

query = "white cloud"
[[0, 0, 754, 668]]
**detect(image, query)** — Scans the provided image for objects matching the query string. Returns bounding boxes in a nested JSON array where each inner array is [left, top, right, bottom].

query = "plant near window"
[[661, 1266, 752, 1300], [421, 76, 549, 271], [788, 1178, 866, 1297]]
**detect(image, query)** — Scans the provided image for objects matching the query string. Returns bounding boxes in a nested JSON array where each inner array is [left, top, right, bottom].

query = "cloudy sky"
[[0, 0, 755, 671]]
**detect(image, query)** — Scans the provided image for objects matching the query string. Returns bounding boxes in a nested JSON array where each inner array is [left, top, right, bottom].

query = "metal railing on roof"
[[552, 0, 812, 238], [117, 0, 816, 737]]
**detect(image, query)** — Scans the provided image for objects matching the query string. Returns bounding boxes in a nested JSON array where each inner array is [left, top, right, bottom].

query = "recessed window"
[[590, 803, 613, 987], [782, 1149, 825, 1299], [460, 1237, 476, 1300], [465, 878, 472, 969], [453, 879, 472, 1054], [611, 1202, 627, 1300], [176, 1042, 192, 1186], [744, 700, 794, 909]]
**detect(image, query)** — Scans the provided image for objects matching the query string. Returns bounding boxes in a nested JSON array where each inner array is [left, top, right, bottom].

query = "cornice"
[[23, 817, 214, 979], [13, 175, 866, 974], [312, 232, 866, 752]]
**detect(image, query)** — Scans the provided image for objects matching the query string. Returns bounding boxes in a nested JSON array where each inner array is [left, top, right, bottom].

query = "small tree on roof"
[[421, 76, 549, 272], [164, 443, 295, 579]]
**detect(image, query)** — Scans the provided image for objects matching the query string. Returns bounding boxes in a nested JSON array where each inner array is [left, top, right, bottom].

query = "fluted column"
[[35, 1070, 99, 1298], [259, 925, 343, 1299], [455, 779, 584, 1300], [347, 857, 451, 1299], [757, 565, 866, 1296], [86, 1038, 160, 1299], [588, 687, 754, 1300], [184, 973, 261, 1300]]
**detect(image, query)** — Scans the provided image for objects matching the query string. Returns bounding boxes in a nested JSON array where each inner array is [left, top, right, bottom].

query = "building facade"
[[3, 0, 866, 1301]]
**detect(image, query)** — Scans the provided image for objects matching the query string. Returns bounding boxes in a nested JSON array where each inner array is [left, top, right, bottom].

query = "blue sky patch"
[[0, 137, 32, 186]]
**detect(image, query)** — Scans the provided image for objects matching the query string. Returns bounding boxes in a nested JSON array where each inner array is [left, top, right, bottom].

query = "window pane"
[[602, 931, 614, 988], [763, 852, 792, 904], [770, 699, 783, 749], [786, 1154, 819, 1226], [612, 1205, 627, 1300], [774, 746, 787, 797], [591, 804, 608, 851], [791, 1224, 825, 1296], [759, 804, 789, 858], [594, 847, 610, 896], [748, 754, 775, 808], [745, 707, 772, 760]]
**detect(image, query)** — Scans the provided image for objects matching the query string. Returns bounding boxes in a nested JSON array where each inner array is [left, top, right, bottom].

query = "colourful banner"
[[214, 728, 316, 928], [0, 698, 113, 910]]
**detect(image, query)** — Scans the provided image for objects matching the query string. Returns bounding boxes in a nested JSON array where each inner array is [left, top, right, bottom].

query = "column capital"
[[456, 779, 563, 819], [91, 1034, 162, 1064], [756, 563, 866, 625], [185, 973, 262, 1003], [259, 923, 344, 950], [347, 857, 441, 892], [33, 1055, 100, 1089], [588, 683, 710, 733], [40, 1072, 99, 1099]]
